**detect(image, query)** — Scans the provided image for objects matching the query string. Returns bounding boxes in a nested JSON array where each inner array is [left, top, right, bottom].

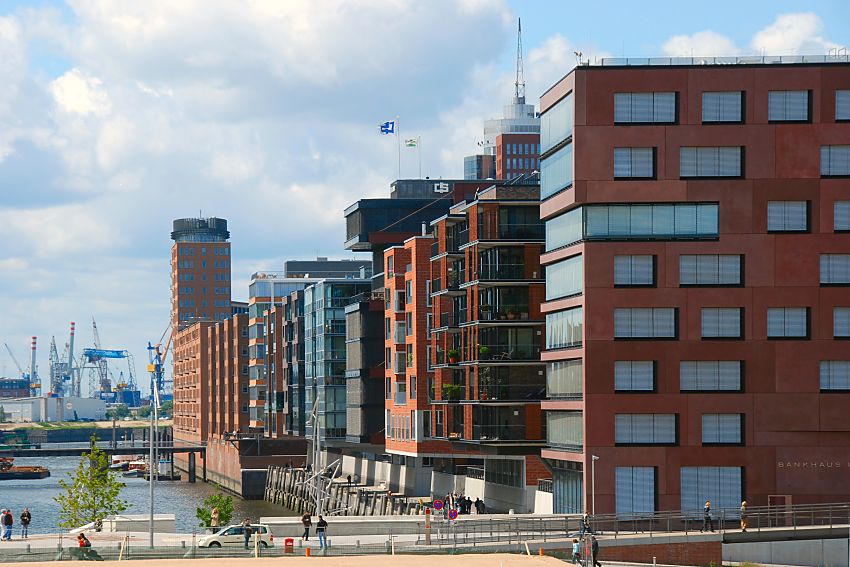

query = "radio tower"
[[514, 18, 525, 104]]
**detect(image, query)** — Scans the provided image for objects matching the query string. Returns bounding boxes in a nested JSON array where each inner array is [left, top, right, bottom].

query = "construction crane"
[[3, 344, 26, 380]]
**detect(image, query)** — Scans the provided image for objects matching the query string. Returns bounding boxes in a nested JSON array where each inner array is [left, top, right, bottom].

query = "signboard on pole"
[[448, 508, 458, 520], [433, 499, 444, 511]]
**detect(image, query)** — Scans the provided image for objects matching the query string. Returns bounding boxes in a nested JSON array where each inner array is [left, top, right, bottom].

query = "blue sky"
[[0, 1, 846, 393]]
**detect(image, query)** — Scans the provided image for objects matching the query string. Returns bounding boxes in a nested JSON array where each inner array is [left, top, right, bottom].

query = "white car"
[[197, 524, 274, 548]]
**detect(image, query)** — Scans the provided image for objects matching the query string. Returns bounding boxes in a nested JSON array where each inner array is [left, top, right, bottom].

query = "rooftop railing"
[[591, 53, 850, 67]]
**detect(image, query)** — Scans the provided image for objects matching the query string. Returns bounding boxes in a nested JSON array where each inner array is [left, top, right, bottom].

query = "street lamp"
[[591, 455, 600, 516]]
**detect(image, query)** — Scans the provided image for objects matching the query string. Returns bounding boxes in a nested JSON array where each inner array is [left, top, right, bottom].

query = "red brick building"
[[496, 133, 540, 180], [539, 58, 850, 515]]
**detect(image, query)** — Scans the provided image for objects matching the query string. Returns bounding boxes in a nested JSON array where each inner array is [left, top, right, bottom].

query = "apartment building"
[[172, 319, 213, 468], [538, 56, 850, 515], [207, 313, 249, 439]]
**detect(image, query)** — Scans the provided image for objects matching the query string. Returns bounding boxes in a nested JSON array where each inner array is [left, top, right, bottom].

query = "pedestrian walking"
[[241, 517, 253, 550], [580, 513, 591, 536], [740, 500, 748, 532], [473, 498, 482, 514], [19, 508, 31, 539], [571, 538, 581, 564], [702, 500, 714, 532], [316, 515, 328, 549], [210, 507, 220, 528], [591, 536, 602, 567], [2, 509, 13, 541], [301, 512, 312, 540]]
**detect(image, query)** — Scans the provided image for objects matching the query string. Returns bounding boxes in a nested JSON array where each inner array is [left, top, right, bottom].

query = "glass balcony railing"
[[478, 222, 544, 241], [477, 305, 531, 321], [472, 424, 527, 441], [439, 309, 468, 328], [473, 344, 541, 362], [477, 384, 545, 401], [477, 264, 527, 280], [440, 383, 466, 402], [394, 391, 407, 405]]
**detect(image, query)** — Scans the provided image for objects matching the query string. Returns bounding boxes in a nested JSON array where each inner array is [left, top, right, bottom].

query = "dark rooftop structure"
[[284, 257, 372, 279]]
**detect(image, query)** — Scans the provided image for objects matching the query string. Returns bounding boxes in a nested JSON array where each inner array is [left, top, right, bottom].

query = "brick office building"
[[538, 56, 850, 515]]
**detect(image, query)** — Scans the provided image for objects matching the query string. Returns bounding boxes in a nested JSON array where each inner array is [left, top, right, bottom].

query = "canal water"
[[0, 457, 296, 534]]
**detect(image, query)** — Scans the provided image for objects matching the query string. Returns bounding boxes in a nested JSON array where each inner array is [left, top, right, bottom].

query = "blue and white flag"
[[380, 120, 396, 135]]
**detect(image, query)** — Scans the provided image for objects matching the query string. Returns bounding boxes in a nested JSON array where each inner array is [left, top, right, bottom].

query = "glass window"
[[615, 414, 676, 444], [614, 148, 655, 178], [541, 143, 573, 199], [614, 92, 676, 124], [585, 203, 719, 240], [768, 90, 809, 122], [702, 91, 743, 123], [614, 361, 655, 391], [541, 93, 573, 153], [767, 307, 809, 338], [820, 361, 850, 391], [546, 410, 583, 451], [767, 201, 808, 232], [616, 467, 656, 515], [545, 208, 582, 251], [680, 147, 742, 177], [701, 307, 742, 339], [614, 255, 655, 286], [546, 307, 583, 350], [680, 467, 742, 513], [821, 146, 850, 176], [547, 359, 582, 399], [702, 414, 743, 444], [834, 307, 850, 338], [614, 308, 676, 338], [680, 361, 742, 391], [680, 255, 742, 286], [838, 91, 850, 121], [835, 202, 850, 231], [546, 254, 583, 300], [821, 255, 850, 284]]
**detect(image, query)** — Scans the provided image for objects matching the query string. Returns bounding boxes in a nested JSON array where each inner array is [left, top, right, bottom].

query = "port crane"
[[78, 318, 138, 402], [3, 344, 28, 382]]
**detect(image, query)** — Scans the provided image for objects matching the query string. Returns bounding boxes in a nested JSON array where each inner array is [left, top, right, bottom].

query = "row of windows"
[[616, 466, 742, 516], [545, 307, 583, 350], [612, 145, 850, 179], [618, 413, 742, 445], [545, 201, 850, 253], [505, 157, 539, 170], [176, 260, 231, 269], [614, 360, 743, 392], [178, 247, 230, 256], [613, 89, 849, 125], [505, 143, 540, 156]]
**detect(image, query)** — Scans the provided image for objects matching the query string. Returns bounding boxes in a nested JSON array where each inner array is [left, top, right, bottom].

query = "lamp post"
[[591, 455, 600, 516]]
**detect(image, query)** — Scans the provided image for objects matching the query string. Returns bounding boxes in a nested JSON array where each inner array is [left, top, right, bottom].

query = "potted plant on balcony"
[[507, 308, 518, 320], [478, 345, 491, 359], [443, 383, 462, 401], [447, 349, 460, 364]]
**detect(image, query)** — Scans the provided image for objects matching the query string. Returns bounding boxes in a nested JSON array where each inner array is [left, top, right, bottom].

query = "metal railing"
[[594, 54, 850, 67]]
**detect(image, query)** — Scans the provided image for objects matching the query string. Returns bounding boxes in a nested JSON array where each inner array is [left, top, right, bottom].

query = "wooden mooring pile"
[[264, 465, 426, 516]]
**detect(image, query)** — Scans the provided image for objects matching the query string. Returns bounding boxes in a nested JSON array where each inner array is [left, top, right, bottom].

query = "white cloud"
[[750, 13, 842, 55], [663, 31, 741, 57], [49, 68, 111, 116]]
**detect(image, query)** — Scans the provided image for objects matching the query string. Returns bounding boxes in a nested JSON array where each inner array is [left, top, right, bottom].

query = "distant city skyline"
[[0, 1, 846, 390]]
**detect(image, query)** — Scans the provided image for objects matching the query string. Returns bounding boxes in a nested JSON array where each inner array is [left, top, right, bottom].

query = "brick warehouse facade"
[[539, 59, 850, 515]]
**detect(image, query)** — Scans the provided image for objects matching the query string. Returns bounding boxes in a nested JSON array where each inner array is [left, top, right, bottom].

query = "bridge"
[[0, 444, 208, 481]]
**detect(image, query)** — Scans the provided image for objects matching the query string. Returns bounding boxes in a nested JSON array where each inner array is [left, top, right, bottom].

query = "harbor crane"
[[3, 344, 27, 380]]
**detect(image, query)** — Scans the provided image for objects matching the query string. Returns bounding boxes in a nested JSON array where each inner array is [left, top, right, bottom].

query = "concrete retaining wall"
[[724, 538, 849, 567]]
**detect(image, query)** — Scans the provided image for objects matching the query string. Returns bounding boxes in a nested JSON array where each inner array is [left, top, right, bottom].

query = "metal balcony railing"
[[439, 309, 468, 328], [472, 424, 527, 441], [477, 384, 545, 401], [477, 264, 528, 280], [474, 344, 541, 362]]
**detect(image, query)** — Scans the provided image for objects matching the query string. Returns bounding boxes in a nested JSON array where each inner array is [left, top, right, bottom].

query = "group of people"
[[0, 508, 31, 540], [442, 493, 486, 515], [701, 500, 749, 533], [571, 536, 601, 566], [300, 512, 329, 548]]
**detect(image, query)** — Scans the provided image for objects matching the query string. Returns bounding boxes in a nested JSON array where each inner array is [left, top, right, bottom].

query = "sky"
[[0, 0, 847, 394]]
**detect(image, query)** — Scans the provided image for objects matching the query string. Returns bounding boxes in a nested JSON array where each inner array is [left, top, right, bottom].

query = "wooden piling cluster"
[[264, 465, 426, 516]]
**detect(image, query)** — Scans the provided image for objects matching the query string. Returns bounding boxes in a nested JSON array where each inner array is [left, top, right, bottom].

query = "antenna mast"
[[514, 17, 525, 103]]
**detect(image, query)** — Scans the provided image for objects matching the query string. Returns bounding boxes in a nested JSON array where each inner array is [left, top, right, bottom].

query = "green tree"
[[54, 435, 127, 528], [196, 492, 234, 527], [136, 405, 152, 418], [106, 404, 131, 420], [160, 400, 173, 414]]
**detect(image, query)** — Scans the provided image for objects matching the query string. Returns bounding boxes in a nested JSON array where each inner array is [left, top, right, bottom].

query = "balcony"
[[431, 271, 466, 296], [470, 343, 541, 363], [478, 221, 545, 242], [394, 390, 407, 405], [439, 382, 466, 403], [477, 264, 528, 281], [472, 424, 527, 441], [477, 383, 545, 402], [393, 353, 407, 374], [476, 304, 532, 323], [439, 309, 468, 328]]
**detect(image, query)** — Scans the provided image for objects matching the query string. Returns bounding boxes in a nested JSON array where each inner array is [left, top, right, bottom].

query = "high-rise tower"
[[170, 217, 232, 330]]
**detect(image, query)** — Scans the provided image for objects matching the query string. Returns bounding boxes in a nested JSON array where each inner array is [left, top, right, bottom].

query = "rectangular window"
[[423, 410, 432, 438], [680, 147, 742, 178], [702, 414, 743, 444], [767, 307, 809, 338], [546, 254, 583, 300], [541, 93, 574, 153], [835, 202, 850, 232], [614, 255, 655, 286], [680, 361, 742, 391], [541, 143, 573, 199], [614, 92, 676, 124], [614, 148, 655, 179], [614, 361, 655, 392], [701, 307, 743, 339], [545, 208, 582, 251], [615, 414, 676, 444], [681, 467, 743, 514], [614, 308, 676, 339], [834, 308, 850, 338], [838, 91, 850, 121], [616, 467, 656, 515], [585, 203, 719, 240], [410, 375, 416, 400], [702, 91, 743, 123], [546, 307, 583, 350], [680, 255, 742, 286], [821, 146, 850, 177], [547, 359, 582, 399], [821, 255, 850, 284], [767, 201, 808, 232], [546, 411, 583, 451], [768, 90, 809, 122], [821, 361, 850, 391]]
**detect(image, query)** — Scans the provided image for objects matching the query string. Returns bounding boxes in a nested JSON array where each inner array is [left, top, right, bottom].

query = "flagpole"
[[396, 115, 401, 179], [418, 136, 422, 178]]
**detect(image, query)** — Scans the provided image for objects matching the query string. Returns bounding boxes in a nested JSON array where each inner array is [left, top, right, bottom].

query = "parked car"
[[197, 524, 273, 548]]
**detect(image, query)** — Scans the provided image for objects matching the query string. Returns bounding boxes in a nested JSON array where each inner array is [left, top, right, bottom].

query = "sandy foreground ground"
[[5, 554, 562, 567]]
